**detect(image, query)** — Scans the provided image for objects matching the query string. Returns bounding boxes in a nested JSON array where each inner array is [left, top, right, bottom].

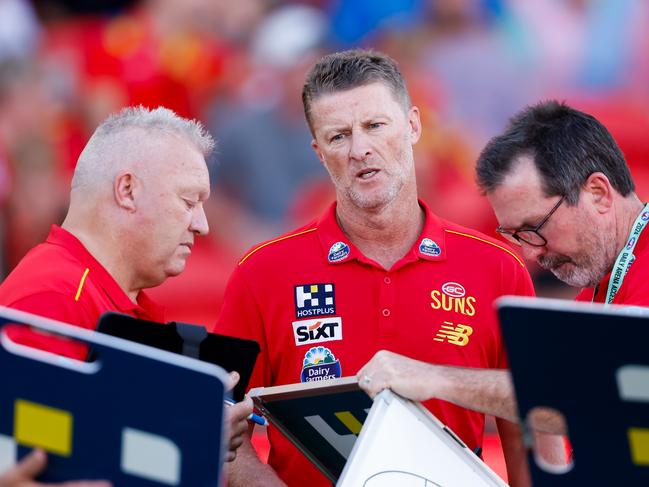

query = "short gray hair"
[[302, 49, 411, 135], [72, 106, 215, 189]]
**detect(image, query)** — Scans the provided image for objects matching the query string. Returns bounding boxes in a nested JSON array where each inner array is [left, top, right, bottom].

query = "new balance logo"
[[434, 322, 473, 346]]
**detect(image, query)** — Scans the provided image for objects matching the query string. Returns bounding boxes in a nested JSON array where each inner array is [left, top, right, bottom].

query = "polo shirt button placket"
[[379, 272, 396, 337]]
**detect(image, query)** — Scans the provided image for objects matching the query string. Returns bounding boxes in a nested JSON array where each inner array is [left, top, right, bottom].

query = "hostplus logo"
[[294, 283, 335, 318]]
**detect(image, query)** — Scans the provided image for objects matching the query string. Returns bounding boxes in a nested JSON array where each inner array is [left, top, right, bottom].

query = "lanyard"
[[600, 203, 649, 304]]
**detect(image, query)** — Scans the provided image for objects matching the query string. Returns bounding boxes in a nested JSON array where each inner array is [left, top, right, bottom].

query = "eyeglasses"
[[496, 195, 565, 247]]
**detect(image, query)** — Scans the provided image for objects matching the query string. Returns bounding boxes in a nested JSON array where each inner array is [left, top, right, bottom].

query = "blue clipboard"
[[497, 296, 649, 486], [0, 306, 228, 486]]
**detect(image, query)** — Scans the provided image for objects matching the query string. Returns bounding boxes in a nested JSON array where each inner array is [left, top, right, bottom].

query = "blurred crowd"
[[2, 0, 649, 325]]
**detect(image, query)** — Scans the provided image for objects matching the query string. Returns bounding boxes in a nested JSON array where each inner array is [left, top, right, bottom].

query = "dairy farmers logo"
[[328, 242, 350, 263], [301, 346, 342, 382], [292, 317, 342, 346], [419, 238, 441, 257], [431, 281, 476, 316]]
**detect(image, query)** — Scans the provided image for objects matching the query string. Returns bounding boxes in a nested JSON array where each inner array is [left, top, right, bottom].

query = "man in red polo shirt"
[[0, 106, 252, 484], [358, 101, 648, 437], [213, 50, 562, 487]]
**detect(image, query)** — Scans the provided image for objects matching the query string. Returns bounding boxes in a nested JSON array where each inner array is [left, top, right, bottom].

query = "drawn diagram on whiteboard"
[[363, 470, 442, 486]]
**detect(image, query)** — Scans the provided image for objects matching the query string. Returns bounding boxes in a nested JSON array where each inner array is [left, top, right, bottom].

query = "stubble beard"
[[539, 224, 616, 288], [335, 144, 413, 210]]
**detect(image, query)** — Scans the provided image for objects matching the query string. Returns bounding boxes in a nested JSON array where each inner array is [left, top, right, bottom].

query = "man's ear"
[[114, 172, 138, 212], [311, 139, 326, 166], [407, 105, 422, 144], [583, 172, 614, 213]]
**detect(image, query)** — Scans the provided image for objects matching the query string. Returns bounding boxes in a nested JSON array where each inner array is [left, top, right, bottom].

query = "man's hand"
[[0, 449, 112, 487], [225, 372, 255, 462], [357, 350, 439, 401]]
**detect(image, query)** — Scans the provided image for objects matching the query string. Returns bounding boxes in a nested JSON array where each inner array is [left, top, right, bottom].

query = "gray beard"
[[538, 227, 616, 288]]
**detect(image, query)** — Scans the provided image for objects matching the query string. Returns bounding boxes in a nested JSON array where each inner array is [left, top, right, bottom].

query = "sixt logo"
[[431, 282, 476, 316], [642, 211, 649, 222], [292, 317, 342, 346]]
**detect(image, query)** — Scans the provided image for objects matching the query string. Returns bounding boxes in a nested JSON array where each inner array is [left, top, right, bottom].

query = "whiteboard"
[[338, 390, 509, 487]]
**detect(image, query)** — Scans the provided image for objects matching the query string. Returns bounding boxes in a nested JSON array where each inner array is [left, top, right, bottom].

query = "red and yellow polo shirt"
[[0, 225, 165, 359], [213, 200, 534, 486]]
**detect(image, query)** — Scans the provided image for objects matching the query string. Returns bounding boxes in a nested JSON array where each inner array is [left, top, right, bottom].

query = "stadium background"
[[1, 0, 648, 481]]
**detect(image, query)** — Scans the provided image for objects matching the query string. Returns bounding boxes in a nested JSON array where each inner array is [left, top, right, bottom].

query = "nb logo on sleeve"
[[434, 321, 473, 346]]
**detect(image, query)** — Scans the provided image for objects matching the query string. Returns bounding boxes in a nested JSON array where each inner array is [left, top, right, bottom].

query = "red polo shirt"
[[0, 225, 165, 359], [213, 201, 534, 486]]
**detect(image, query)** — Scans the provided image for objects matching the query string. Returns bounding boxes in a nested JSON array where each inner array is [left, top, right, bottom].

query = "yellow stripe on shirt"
[[74, 268, 90, 301]]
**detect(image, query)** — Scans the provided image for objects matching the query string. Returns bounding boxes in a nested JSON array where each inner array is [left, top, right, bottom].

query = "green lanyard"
[[600, 203, 649, 304]]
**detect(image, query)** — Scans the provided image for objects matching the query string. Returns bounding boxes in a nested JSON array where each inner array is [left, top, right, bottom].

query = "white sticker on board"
[[121, 427, 181, 485]]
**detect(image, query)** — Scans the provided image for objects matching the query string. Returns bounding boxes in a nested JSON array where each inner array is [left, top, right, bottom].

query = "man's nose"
[[190, 204, 209, 236], [520, 242, 545, 261], [349, 131, 372, 161]]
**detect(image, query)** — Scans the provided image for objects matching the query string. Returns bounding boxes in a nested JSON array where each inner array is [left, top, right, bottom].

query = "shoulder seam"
[[239, 228, 318, 265], [444, 229, 526, 268]]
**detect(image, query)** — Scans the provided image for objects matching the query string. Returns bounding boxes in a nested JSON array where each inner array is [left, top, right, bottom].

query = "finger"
[[229, 434, 245, 452], [225, 451, 236, 463], [227, 371, 241, 390], [229, 398, 254, 421], [230, 418, 249, 440], [11, 448, 48, 479]]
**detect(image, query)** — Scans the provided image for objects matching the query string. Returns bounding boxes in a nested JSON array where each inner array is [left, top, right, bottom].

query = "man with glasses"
[[358, 100, 647, 436]]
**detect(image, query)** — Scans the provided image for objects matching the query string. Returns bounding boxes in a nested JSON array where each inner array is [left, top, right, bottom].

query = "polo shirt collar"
[[46, 225, 165, 321], [316, 200, 447, 267]]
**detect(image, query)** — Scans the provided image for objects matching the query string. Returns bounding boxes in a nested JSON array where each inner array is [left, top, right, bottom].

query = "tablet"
[[97, 312, 260, 401]]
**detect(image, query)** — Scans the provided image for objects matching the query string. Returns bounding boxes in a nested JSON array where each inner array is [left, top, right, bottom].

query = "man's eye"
[[184, 199, 197, 209], [369, 122, 383, 129], [330, 134, 344, 143]]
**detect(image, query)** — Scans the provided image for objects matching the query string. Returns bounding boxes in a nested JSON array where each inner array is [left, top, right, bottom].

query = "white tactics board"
[[338, 390, 509, 487]]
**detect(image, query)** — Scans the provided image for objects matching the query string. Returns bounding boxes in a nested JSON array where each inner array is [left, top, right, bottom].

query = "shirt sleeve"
[[4, 292, 93, 360], [494, 259, 536, 369], [211, 265, 271, 390]]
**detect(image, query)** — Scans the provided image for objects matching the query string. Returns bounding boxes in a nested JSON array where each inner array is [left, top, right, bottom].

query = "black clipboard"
[[497, 296, 649, 485], [97, 312, 260, 402]]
